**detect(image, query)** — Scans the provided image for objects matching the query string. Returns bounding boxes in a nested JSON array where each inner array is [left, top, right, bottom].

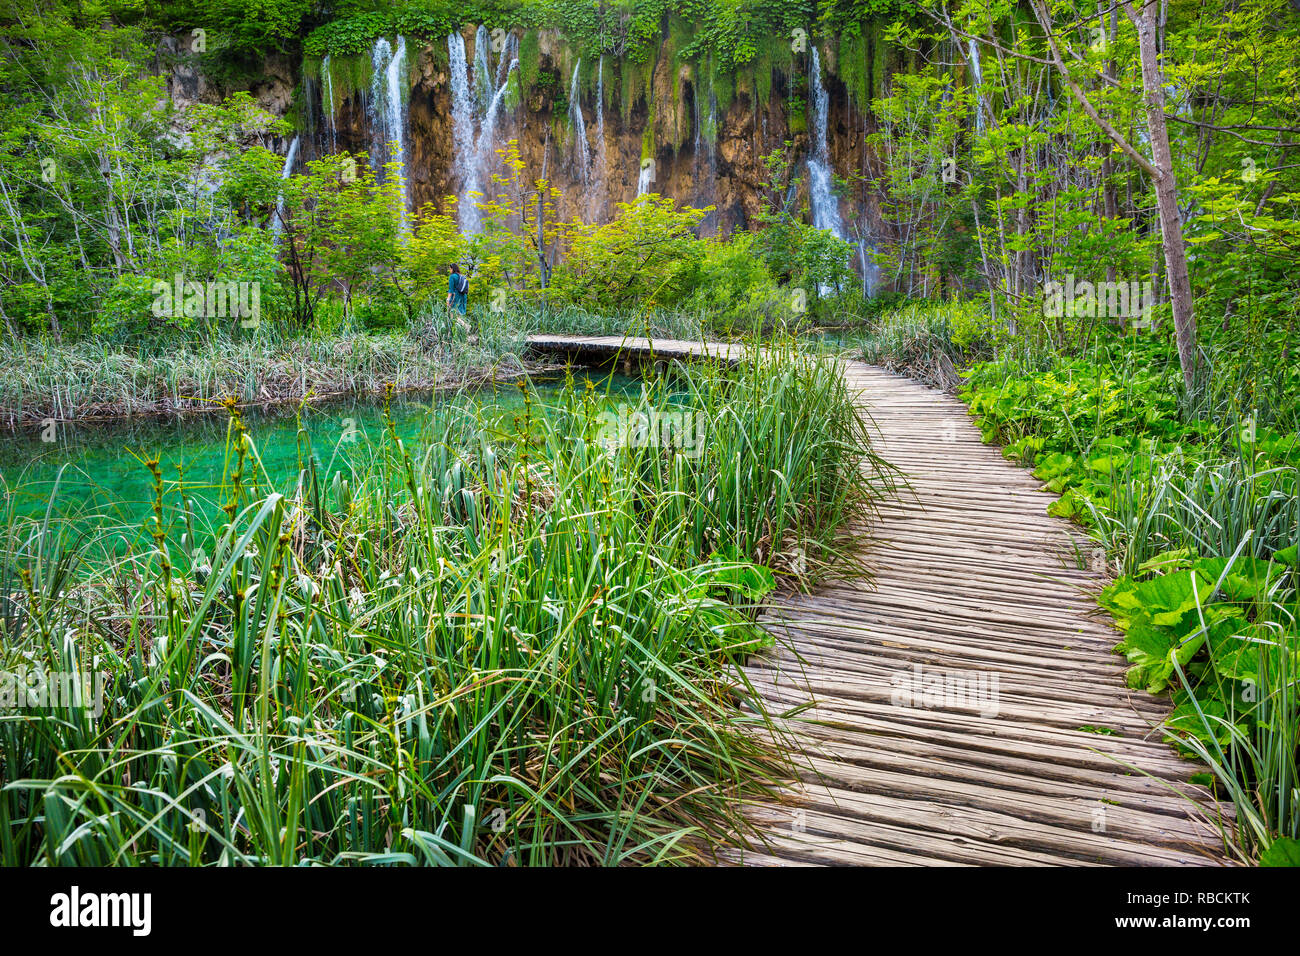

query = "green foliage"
[[1261, 838, 1300, 866], [555, 194, 709, 310], [960, 320, 1300, 861], [517, 27, 542, 98], [304, 13, 397, 56], [857, 299, 995, 389], [147, 0, 314, 55], [749, 144, 857, 309], [685, 232, 792, 333], [0, 345, 888, 865], [1097, 546, 1298, 864]]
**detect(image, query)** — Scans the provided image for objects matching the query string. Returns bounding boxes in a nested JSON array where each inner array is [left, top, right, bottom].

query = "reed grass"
[[854, 300, 995, 391], [0, 322, 531, 427], [0, 343, 888, 866], [1168, 547, 1299, 861]]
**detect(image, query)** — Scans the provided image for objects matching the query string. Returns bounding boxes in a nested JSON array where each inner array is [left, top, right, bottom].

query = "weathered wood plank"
[[526, 335, 1232, 867]]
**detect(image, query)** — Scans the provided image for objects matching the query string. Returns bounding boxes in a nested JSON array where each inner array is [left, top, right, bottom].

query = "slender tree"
[[1028, 0, 1199, 387]]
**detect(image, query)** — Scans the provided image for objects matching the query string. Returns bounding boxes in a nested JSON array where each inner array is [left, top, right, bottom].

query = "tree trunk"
[[1028, 0, 1200, 388], [1128, 0, 1198, 388]]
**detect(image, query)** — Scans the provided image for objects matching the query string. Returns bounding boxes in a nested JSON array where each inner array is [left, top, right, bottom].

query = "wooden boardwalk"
[[528, 335, 1232, 866]]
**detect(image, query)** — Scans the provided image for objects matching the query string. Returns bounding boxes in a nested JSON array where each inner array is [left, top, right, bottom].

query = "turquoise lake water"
[[0, 373, 643, 559]]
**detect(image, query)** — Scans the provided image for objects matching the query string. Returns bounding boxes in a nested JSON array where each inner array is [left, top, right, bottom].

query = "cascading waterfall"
[[636, 161, 654, 196], [706, 81, 718, 176], [693, 82, 702, 160], [473, 25, 493, 113], [302, 75, 318, 154], [808, 47, 877, 295], [270, 135, 301, 240], [369, 37, 410, 231], [448, 33, 478, 231], [701, 69, 719, 233], [475, 58, 517, 170], [496, 33, 514, 90], [807, 47, 846, 237], [595, 58, 606, 170], [449, 30, 518, 233], [568, 60, 590, 182]]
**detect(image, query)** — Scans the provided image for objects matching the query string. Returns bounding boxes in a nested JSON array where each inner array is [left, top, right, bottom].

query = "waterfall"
[[476, 60, 517, 168], [706, 82, 718, 173], [636, 161, 654, 196], [496, 33, 513, 89], [281, 135, 301, 177], [302, 75, 318, 155], [808, 46, 876, 296], [270, 135, 300, 240], [568, 60, 590, 182], [321, 54, 337, 152], [449, 30, 518, 234], [693, 81, 701, 162], [448, 33, 478, 230], [807, 47, 846, 238], [473, 25, 493, 112], [703, 71, 718, 233], [692, 71, 719, 233], [858, 238, 880, 298], [369, 37, 409, 231]]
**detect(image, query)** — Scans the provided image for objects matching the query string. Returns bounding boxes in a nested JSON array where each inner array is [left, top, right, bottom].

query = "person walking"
[[446, 264, 469, 315]]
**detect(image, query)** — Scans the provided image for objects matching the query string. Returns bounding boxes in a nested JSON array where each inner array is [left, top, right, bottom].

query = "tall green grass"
[[1168, 550, 1299, 862], [0, 344, 888, 865], [508, 302, 705, 342], [0, 320, 531, 426], [854, 300, 999, 391]]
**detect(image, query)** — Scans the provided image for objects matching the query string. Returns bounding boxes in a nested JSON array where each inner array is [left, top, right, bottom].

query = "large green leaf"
[[1260, 837, 1300, 867]]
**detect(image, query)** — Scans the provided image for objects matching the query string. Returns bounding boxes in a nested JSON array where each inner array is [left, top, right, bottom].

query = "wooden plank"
[[526, 335, 1232, 866]]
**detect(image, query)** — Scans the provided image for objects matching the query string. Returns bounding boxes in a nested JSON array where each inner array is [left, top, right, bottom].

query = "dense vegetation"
[[0, 0, 891, 352], [0, 0, 1297, 867], [1, 347, 889, 864], [963, 328, 1297, 861]]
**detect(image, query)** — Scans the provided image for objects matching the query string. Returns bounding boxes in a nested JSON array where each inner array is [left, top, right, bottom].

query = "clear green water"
[[0, 373, 642, 559]]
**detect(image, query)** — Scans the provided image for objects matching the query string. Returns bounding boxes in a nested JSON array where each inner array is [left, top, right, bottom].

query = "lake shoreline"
[[0, 329, 566, 432], [2, 363, 571, 434]]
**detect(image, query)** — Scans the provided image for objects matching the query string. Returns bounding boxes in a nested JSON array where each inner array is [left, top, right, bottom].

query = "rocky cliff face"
[[176, 27, 884, 248]]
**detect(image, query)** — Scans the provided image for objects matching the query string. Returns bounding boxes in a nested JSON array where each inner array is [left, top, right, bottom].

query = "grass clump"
[[0, 318, 531, 427], [0, 345, 887, 866], [854, 300, 1000, 391]]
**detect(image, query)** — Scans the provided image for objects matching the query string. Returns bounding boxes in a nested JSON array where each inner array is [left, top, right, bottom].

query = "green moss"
[[753, 44, 772, 110], [749, 33, 794, 113], [666, 12, 693, 106], [313, 51, 373, 109], [502, 66, 522, 113], [519, 29, 541, 100], [873, 25, 887, 102], [428, 38, 449, 77], [701, 60, 719, 146], [621, 56, 646, 122], [839, 28, 874, 110], [712, 59, 734, 119], [293, 6, 915, 141]]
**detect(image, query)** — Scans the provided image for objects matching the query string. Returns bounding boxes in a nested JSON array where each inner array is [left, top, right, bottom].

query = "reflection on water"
[[0, 373, 641, 559]]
